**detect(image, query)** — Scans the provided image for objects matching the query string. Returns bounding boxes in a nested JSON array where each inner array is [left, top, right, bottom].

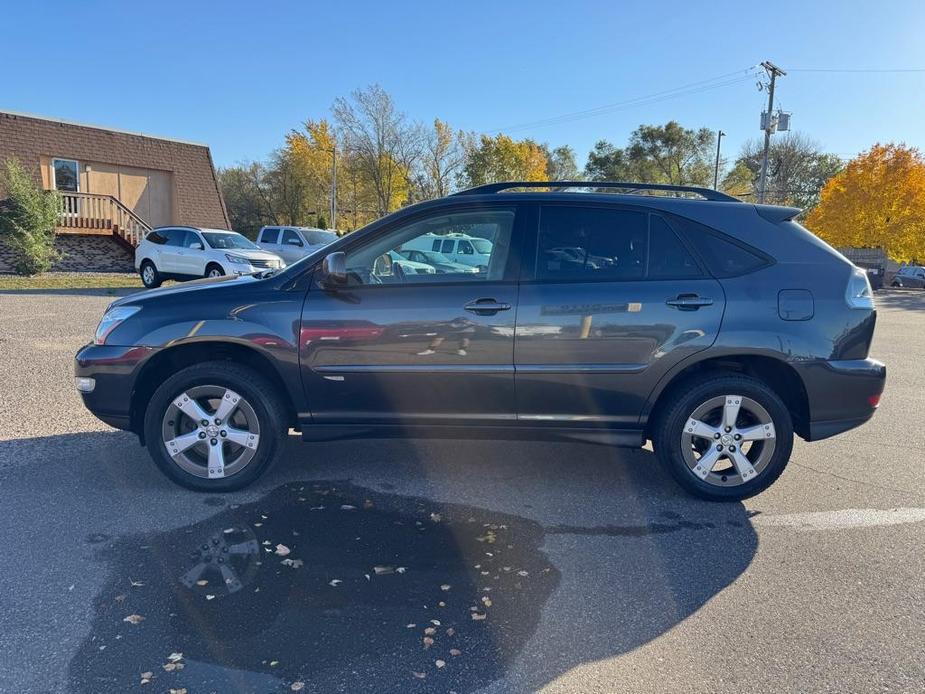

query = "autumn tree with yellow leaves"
[[806, 144, 925, 262]]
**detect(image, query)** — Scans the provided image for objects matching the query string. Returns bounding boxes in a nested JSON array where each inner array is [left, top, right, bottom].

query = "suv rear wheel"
[[653, 373, 794, 501], [143, 362, 286, 491]]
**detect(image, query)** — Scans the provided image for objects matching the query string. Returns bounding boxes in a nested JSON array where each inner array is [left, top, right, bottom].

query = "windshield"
[[202, 232, 258, 250], [472, 239, 493, 254], [306, 230, 338, 245]]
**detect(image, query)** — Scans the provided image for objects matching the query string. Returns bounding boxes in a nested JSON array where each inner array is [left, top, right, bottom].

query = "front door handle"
[[666, 294, 714, 310], [464, 298, 512, 315]]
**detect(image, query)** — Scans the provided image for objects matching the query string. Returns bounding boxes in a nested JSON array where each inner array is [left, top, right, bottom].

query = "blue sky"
[[3, 0, 924, 169]]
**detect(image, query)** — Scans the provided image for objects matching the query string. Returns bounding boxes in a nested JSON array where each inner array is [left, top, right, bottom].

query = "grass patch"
[[0, 273, 144, 291]]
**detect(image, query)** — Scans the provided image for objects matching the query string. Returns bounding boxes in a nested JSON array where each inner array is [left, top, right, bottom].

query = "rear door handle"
[[464, 298, 512, 315], [666, 294, 714, 310]]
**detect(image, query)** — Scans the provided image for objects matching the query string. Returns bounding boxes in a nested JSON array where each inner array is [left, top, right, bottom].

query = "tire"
[[891, 281, 901, 288], [205, 263, 226, 279], [653, 372, 794, 501], [140, 260, 162, 288], [143, 361, 287, 492]]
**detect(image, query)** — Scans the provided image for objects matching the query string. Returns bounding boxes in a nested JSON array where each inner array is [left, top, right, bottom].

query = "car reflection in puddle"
[[69, 481, 559, 693]]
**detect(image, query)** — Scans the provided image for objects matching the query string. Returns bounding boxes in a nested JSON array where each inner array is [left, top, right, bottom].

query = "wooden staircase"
[[57, 191, 151, 250]]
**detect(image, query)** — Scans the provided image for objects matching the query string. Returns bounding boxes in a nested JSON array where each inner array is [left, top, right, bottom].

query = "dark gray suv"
[[75, 181, 886, 501]]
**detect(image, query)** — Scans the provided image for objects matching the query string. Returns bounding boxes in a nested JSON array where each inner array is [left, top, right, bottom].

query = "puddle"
[[69, 481, 559, 693]]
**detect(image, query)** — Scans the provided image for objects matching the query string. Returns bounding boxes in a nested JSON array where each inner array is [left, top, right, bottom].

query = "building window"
[[52, 158, 79, 192]]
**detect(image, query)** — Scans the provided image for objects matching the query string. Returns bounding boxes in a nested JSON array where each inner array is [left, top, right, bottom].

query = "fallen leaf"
[[373, 566, 394, 575], [254, 523, 263, 527], [471, 612, 487, 621], [435, 659, 446, 668], [114, 594, 126, 603], [340, 504, 356, 511], [275, 544, 291, 556], [281, 558, 304, 568], [328, 579, 342, 587], [450, 648, 462, 656], [412, 671, 426, 679], [206, 594, 216, 600], [517, 570, 529, 577], [430, 619, 441, 626], [169, 689, 187, 694], [424, 627, 436, 635], [129, 579, 144, 587], [423, 636, 434, 648], [270, 659, 279, 666], [446, 628, 455, 636], [440, 584, 451, 591], [167, 653, 183, 663], [396, 567, 407, 574], [195, 580, 208, 587], [482, 596, 493, 607], [438, 601, 446, 607], [123, 614, 144, 625], [406, 623, 416, 628], [291, 683, 305, 692], [430, 513, 442, 522]]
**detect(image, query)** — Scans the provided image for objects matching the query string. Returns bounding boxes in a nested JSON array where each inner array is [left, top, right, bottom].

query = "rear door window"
[[161, 229, 187, 247], [534, 206, 649, 281]]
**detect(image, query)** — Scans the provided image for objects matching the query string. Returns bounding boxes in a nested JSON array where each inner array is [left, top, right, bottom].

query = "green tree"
[[626, 121, 715, 185], [543, 144, 581, 180], [0, 158, 61, 274], [463, 134, 548, 187]]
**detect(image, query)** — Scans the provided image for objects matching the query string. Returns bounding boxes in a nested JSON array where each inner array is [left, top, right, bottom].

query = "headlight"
[[225, 254, 251, 265], [94, 306, 141, 345]]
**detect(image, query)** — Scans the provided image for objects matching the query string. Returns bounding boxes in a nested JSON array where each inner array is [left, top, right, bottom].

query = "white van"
[[401, 232, 492, 270], [256, 226, 338, 264]]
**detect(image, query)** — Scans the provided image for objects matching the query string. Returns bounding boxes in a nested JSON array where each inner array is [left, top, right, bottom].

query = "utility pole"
[[328, 146, 338, 230], [757, 61, 786, 203], [713, 129, 725, 190]]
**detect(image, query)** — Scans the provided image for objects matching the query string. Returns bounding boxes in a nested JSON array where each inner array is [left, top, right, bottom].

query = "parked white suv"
[[401, 232, 493, 270], [256, 226, 339, 264], [136, 227, 285, 288]]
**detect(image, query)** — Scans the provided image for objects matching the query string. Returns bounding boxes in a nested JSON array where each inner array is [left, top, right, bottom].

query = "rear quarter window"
[[261, 228, 280, 244], [671, 216, 771, 278]]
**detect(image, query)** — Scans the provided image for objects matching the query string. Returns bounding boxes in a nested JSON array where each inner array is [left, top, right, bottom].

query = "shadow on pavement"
[[0, 432, 757, 692], [874, 288, 925, 312]]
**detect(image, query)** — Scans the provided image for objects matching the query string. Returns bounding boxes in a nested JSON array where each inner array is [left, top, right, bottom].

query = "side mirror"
[[190, 242, 203, 250], [373, 253, 394, 276], [322, 251, 347, 286]]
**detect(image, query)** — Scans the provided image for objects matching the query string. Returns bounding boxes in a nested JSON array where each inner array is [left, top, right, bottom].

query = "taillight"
[[868, 393, 881, 408], [845, 266, 875, 310]]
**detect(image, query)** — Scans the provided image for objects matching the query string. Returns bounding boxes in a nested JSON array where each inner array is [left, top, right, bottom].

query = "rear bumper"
[[794, 358, 886, 441], [74, 343, 155, 431]]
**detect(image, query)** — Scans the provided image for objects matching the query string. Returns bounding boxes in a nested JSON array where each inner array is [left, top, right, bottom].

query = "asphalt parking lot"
[[0, 288, 922, 694]]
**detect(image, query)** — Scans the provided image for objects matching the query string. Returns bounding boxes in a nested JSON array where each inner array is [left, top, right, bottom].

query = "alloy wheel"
[[142, 265, 155, 285], [161, 385, 260, 479], [680, 394, 776, 487]]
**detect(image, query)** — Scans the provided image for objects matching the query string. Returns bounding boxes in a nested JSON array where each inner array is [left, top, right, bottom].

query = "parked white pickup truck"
[[256, 226, 338, 264]]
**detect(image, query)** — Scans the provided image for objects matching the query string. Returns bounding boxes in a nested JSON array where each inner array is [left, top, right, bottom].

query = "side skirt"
[[299, 423, 645, 447]]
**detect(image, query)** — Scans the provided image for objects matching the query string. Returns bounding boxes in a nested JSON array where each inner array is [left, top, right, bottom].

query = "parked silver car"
[[891, 265, 925, 288], [256, 226, 338, 264]]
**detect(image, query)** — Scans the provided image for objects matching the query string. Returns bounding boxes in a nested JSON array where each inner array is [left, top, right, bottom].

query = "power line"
[[789, 68, 925, 73], [487, 66, 759, 134]]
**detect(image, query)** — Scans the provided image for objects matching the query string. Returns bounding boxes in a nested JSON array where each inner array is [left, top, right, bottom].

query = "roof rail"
[[453, 180, 741, 202]]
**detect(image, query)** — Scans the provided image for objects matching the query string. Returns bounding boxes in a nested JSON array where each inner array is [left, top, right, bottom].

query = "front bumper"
[[74, 343, 155, 431], [794, 358, 886, 441]]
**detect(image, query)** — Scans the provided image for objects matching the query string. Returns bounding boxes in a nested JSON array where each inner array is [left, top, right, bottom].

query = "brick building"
[[0, 109, 228, 272]]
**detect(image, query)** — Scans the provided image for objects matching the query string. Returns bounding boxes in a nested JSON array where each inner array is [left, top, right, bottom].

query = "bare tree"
[[332, 85, 424, 216], [414, 119, 472, 200]]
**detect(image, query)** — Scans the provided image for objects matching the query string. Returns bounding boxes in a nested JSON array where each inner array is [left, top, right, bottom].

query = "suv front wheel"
[[140, 260, 161, 289], [143, 361, 287, 491], [653, 373, 794, 501]]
